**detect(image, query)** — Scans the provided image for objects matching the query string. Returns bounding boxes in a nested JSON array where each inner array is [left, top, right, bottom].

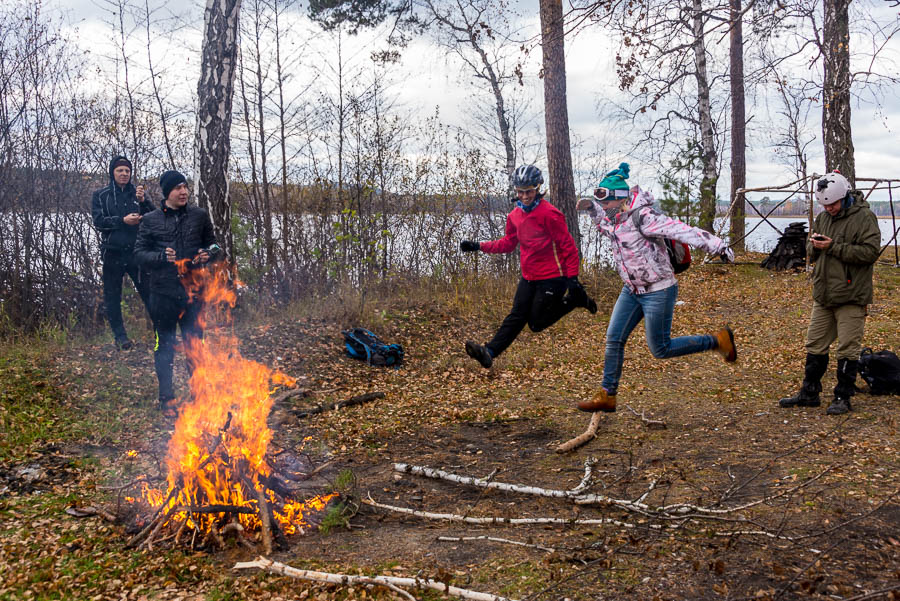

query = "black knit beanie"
[[159, 170, 187, 201], [111, 157, 132, 171]]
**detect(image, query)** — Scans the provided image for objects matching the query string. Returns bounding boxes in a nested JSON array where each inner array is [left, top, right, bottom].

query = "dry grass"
[[2, 254, 899, 600]]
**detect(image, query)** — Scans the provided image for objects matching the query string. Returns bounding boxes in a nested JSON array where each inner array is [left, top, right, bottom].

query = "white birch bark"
[[194, 0, 242, 260], [692, 0, 718, 233]]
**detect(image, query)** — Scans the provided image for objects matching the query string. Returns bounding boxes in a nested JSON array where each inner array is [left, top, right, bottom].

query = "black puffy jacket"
[[133, 203, 216, 299], [90, 155, 154, 253]]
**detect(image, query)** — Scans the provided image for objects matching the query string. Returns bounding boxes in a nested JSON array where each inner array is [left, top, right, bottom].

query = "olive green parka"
[[807, 191, 881, 307]]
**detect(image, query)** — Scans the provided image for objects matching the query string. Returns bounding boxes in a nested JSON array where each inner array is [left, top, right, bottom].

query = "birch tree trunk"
[[728, 0, 746, 251], [195, 0, 242, 261], [822, 0, 854, 183], [692, 0, 718, 233], [538, 0, 580, 250]]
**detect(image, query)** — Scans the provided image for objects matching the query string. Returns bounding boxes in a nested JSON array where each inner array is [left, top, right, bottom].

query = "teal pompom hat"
[[597, 162, 630, 192]]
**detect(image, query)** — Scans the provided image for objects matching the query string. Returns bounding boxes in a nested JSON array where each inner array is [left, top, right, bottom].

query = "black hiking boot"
[[779, 352, 828, 408], [826, 396, 851, 415], [566, 280, 598, 314], [827, 358, 858, 415], [115, 335, 134, 351], [465, 340, 493, 369]]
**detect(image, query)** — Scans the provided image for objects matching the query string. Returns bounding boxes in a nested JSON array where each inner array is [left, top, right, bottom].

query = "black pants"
[[486, 276, 576, 358], [149, 292, 204, 403], [102, 249, 150, 339]]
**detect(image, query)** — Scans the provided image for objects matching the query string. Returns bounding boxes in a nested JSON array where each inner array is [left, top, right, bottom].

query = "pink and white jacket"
[[587, 186, 729, 294]]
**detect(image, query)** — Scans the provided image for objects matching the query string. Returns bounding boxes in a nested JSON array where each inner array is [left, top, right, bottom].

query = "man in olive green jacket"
[[779, 172, 881, 415]]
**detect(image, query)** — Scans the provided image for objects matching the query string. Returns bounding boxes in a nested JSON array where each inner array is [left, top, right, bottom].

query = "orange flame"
[[142, 260, 334, 537]]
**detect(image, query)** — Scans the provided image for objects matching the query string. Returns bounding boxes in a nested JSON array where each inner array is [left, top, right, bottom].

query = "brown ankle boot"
[[577, 388, 616, 413], [713, 325, 737, 363]]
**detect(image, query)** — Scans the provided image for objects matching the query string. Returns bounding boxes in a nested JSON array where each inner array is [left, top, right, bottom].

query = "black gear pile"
[[760, 222, 808, 271]]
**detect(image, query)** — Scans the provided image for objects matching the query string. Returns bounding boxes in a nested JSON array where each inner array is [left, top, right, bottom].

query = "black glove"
[[566, 276, 581, 292], [460, 240, 480, 252]]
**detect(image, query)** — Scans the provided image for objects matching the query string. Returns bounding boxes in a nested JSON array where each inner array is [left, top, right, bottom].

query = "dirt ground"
[[1, 258, 899, 600]]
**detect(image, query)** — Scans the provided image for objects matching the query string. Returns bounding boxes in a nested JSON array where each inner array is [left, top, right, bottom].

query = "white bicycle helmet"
[[814, 172, 851, 206]]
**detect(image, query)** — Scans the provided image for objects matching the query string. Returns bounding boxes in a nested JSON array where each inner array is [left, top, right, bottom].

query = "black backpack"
[[631, 210, 692, 274], [342, 328, 404, 367], [857, 348, 900, 395]]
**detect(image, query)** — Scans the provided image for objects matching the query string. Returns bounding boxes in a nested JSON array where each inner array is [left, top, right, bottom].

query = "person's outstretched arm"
[[479, 213, 519, 254], [639, 210, 730, 257]]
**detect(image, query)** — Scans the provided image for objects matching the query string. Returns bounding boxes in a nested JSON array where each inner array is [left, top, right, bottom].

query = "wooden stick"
[[556, 412, 602, 453], [251, 480, 274, 556], [65, 505, 118, 522], [437, 535, 556, 553], [196, 411, 233, 473], [174, 516, 190, 545], [622, 404, 667, 429], [270, 387, 312, 405], [234, 555, 518, 601], [126, 485, 180, 548], [172, 504, 255, 515], [292, 392, 384, 418]]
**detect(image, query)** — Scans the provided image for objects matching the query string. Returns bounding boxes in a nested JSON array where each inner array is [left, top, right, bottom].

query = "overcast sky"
[[55, 0, 900, 202]]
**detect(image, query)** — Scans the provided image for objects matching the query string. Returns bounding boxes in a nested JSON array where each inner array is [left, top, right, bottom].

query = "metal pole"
[[806, 170, 814, 271]]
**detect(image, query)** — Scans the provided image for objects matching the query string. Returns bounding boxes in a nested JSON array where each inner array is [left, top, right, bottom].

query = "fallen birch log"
[[364, 495, 657, 530], [556, 412, 602, 453], [365, 497, 793, 539], [393, 461, 596, 500], [233, 555, 518, 601], [437, 535, 556, 553], [395, 462, 833, 521]]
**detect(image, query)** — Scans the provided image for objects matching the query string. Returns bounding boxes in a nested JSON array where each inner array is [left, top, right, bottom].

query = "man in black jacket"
[[134, 170, 217, 414], [91, 155, 154, 350]]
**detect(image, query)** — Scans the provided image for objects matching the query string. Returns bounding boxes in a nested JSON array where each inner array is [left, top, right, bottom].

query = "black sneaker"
[[826, 396, 851, 415], [586, 296, 598, 314], [778, 393, 821, 408], [115, 336, 134, 351], [465, 340, 493, 368]]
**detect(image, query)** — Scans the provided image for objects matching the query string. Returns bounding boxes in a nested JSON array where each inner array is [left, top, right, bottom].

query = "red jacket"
[[480, 198, 579, 281]]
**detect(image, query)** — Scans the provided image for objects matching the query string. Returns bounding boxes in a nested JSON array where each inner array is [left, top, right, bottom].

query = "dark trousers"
[[486, 276, 576, 358], [149, 292, 204, 403], [101, 249, 150, 339]]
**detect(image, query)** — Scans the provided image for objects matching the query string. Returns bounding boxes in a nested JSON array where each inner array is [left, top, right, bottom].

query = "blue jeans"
[[602, 284, 715, 395]]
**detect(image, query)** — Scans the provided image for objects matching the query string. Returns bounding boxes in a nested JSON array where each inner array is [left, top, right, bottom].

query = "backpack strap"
[[346, 329, 373, 364], [630, 209, 644, 235]]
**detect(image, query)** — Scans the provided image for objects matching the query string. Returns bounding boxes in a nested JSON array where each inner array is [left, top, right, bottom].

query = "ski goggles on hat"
[[593, 187, 629, 202]]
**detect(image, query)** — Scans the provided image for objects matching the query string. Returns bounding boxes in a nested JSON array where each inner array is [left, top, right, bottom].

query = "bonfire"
[[127, 259, 336, 552]]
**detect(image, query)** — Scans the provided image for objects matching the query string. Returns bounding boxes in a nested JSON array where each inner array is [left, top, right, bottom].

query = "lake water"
[[714, 217, 899, 253], [2, 212, 898, 279]]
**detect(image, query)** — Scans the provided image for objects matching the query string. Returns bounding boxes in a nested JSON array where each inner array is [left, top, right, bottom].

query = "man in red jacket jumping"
[[461, 164, 597, 368]]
